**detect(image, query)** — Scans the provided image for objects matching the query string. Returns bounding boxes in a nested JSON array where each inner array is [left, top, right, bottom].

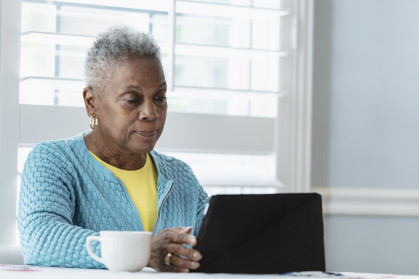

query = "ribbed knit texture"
[[18, 133, 208, 268]]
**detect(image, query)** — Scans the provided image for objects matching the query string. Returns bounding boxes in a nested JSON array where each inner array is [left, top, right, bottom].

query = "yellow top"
[[89, 152, 158, 232]]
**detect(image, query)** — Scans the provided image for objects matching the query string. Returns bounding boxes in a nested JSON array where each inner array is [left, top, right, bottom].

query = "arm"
[[18, 143, 103, 268]]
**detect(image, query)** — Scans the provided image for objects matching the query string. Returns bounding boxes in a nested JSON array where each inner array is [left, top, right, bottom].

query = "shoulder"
[[26, 134, 86, 169]]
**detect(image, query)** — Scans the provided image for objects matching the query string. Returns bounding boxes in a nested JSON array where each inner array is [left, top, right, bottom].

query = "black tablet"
[[194, 193, 326, 274]]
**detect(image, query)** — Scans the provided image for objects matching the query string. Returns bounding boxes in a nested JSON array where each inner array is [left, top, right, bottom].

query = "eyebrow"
[[120, 81, 167, 92]]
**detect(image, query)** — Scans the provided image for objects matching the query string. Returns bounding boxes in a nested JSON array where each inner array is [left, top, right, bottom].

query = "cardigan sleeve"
[[193, 184, 209, 236], [18, 143, 104, 268], [187, 165, 209, 236]]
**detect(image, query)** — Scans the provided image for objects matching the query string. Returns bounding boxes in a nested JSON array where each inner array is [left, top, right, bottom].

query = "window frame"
[[0, 0, 23, 261]]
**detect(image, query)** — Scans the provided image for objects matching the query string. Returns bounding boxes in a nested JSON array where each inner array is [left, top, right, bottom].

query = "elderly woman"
[[18, 25, 208, 272]]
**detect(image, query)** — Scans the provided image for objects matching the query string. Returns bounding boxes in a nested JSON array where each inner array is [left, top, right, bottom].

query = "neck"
[[83, 131, 147, 170]]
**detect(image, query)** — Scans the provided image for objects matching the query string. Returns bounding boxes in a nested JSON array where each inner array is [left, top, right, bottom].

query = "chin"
[[133, 142, 157, 154]]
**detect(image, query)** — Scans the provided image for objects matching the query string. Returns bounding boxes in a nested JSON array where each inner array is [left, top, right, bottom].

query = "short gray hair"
[[84, 25, 161, 91]]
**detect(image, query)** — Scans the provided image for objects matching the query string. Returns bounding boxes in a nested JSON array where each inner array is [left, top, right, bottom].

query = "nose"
[[139, 98, 157, 121]]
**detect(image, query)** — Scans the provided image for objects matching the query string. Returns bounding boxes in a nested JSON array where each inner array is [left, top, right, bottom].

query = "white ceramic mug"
[[86, 231, 152, 272]]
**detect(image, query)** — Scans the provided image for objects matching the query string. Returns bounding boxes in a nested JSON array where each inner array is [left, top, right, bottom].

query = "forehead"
[[97, 56, 166, 97]]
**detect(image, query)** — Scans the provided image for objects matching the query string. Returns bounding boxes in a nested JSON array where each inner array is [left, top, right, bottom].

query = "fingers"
[[148, 227, 202, 273], [167, 242, 202, 262], [164, 243, 202, 271], [180, 226, 193, 235], [161, 251, 200, 272], [166, 229, 196, 246], [168, 226, 194, 238], [169, 254, 200, 270]]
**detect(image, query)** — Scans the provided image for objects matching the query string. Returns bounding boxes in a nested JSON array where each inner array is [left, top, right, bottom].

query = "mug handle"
[[86, 235, 104, 264]]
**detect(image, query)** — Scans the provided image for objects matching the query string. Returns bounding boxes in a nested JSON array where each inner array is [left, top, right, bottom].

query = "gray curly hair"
[[84, 25, 161, 91]]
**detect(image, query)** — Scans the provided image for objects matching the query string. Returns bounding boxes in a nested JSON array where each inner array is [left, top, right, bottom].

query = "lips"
[[135, 130, 157, 137]]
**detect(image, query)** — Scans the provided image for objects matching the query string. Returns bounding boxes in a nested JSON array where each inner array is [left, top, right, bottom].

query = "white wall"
[[324, 215, 419, 275], [312, 0, 419, 275]]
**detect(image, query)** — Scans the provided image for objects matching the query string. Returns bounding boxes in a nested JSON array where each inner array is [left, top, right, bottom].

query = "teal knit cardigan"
[[18, 133, 208, 268]]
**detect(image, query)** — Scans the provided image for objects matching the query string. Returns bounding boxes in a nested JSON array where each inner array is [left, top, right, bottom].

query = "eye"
[[126, 98, 139, 104], [154, 96, 167, 103], [123, 93, 140, 104]]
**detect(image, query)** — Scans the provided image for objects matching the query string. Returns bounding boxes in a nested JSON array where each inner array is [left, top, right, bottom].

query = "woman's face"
[[92, 56, 167, 155]]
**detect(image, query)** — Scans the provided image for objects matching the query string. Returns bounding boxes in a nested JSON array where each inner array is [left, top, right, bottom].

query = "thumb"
[[172, 226, 193, 234], [177, 226, 193, 234], [183, 226, 193, 234]]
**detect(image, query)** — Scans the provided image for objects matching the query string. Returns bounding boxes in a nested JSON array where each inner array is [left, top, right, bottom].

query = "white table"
[[0, 265, 418, 279]]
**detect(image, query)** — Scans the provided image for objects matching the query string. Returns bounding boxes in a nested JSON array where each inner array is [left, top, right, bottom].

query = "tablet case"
[[194, 193, 325, 274]]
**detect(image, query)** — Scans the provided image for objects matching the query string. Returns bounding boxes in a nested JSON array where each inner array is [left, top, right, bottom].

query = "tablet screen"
[[194, 193, 325, 274]]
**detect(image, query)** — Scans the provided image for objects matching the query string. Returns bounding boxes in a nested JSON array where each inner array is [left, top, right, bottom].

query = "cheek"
[[156, 109, 167, 137], [159, 108, 167, 125], [100, 110, 132, 134]]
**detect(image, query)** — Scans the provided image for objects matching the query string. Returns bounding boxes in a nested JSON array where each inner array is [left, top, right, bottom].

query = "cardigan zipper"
[[153, 181, 174, 234], [116, 177, 145, 231]]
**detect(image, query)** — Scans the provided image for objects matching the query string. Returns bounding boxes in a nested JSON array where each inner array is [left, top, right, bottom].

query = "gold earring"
[[89, 114, 98, 129]]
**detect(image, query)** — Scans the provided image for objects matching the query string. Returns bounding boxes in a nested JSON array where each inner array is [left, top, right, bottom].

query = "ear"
[[83, 87, 96, 117]]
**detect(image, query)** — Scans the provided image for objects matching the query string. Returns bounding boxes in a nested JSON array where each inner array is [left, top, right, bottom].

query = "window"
[[0, 0, 313, 248]]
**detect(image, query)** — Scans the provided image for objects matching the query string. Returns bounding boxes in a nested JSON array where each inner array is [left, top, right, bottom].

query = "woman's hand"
[[148, 227, 202, 272]]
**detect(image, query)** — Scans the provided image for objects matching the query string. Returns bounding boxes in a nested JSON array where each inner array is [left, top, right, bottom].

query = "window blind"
[[17, 0, 299, 195]]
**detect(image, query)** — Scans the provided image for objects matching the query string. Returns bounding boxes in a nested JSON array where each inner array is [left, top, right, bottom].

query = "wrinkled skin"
[[148, 227, 202, 272]]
